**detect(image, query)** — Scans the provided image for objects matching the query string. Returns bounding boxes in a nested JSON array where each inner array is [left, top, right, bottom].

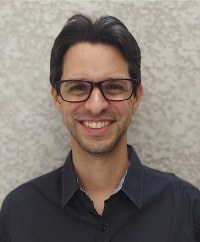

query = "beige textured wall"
[[0, 0, 199, 205]]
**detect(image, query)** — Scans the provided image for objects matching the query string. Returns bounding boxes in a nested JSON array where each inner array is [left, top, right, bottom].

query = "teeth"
[[83, 121, 110, 129]]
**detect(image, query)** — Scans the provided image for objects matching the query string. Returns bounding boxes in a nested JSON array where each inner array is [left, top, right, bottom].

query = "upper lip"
[[78, 119, 115, 122]]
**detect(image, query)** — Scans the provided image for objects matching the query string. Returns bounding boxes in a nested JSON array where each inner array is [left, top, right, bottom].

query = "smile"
[[82, 121, 111, 129]]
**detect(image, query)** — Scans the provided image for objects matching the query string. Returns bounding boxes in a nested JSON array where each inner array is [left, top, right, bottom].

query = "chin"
[[76, 137, 123, 156]]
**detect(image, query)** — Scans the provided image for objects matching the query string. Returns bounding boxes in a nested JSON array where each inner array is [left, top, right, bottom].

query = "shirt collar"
[[121, 145, 144, 209], [61, 151, 79, 207], [61, 145, 144, 209]]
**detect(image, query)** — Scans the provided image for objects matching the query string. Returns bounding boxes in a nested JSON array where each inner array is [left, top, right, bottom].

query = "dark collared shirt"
[[0, 145, 200, 242]]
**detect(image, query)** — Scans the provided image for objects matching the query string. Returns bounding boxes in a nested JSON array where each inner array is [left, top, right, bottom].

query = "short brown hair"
[[50, 14, 141, 89]]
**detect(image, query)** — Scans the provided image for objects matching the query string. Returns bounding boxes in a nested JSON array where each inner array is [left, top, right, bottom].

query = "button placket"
[[100, 224, 107, 232]]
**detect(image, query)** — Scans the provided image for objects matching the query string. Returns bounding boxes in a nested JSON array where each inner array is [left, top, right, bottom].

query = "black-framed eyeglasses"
[[56, 78, 138, 103]]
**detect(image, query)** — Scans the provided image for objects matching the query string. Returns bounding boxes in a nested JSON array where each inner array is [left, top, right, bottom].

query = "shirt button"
[[100, 224, 107, 232]]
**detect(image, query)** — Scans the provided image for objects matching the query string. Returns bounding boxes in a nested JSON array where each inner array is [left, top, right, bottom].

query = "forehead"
[[61, 42, 129, 80]]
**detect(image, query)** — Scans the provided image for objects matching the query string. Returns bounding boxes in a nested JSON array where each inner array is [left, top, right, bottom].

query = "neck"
[[71, 138, 129, 196]]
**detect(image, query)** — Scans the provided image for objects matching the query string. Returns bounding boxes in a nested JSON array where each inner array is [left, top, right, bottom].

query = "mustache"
[[74, 111, 118, 120]]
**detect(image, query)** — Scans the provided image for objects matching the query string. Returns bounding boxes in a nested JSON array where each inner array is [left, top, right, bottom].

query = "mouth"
[[78, 119, 116, 140], [82, 121, 111, 129], [78, 120, 115, 133]]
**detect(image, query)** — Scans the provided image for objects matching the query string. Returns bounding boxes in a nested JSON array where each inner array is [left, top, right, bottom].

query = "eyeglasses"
[[56, 78, 138, 103]]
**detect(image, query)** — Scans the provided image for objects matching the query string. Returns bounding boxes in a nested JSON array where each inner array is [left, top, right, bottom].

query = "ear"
[[51, 87, 62, 112], [132, 84, 143, 115]]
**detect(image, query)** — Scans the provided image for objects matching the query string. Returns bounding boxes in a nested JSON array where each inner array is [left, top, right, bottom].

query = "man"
[[0, 14, 199, 242]]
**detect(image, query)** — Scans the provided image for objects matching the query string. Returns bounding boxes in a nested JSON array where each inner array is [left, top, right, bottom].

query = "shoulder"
[[143, 164, 200, 202], [143, 165, 200, 191], [2, 166, 63, 209], [143, 165, 200, 239]]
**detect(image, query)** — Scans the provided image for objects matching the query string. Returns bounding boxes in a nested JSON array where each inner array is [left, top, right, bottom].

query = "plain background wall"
[[0, 0, 199, 205]]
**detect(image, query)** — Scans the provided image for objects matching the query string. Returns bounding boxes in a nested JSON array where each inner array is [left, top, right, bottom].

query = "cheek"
[[60, 103, 82, 120], [113, 102, 133, 119]]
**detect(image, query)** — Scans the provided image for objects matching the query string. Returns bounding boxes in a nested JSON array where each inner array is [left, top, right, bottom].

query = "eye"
[[103, 82, 125, 94], [105, 84, 123, 90], [69, 84, 88, 91]]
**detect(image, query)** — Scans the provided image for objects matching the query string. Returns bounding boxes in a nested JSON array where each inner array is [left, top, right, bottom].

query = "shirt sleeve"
[[0, 199, 10, 242]]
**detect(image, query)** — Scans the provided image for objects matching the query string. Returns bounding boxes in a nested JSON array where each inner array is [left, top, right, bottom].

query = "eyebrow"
[[60, 76, 132, 81]]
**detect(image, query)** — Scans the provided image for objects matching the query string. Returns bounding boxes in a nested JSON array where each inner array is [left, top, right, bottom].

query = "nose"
[[84, 87, 109, 115]]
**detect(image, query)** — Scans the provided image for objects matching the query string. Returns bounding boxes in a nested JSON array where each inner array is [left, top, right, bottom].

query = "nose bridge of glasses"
[[91, 81, 102, 88], [89, 81, 106, 100]]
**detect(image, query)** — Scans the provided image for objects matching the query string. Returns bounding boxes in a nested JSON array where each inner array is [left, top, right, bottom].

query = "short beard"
[[70, 125, 127, 157]]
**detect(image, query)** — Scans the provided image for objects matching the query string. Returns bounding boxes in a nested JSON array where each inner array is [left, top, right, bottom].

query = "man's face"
[[52, 43, 142, 155]]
